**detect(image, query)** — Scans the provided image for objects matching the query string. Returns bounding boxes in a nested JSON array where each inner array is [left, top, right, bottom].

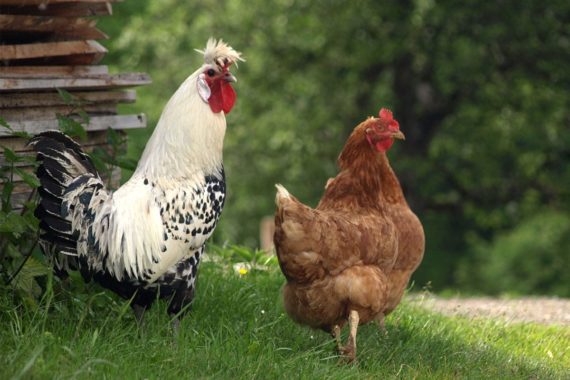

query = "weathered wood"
[[0, 138, 125, 167], [0, 14, 108, 40], [0, 89, 136, 108], [0, 40, 107, 61], [0, 0, 120, 5], [0, 103, 117, 121], [0, 0, 147, 213], [0, 129, 110, 151], [0, 72, 151, 91], [0, 3, 113, 17], [25, 52, 105, 65], [0, 65, 108, 77], [0, 114, 146, 136]]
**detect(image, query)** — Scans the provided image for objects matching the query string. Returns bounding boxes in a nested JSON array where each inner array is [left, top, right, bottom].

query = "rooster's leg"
[[132, 304, 146, 326], [339, 310, 359, 363], [171, 316, 181, 337], [332, 325, 342, 351]]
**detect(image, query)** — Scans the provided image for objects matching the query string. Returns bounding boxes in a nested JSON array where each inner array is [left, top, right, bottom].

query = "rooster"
[[274, 108, 409, 362], [30, 38, 243, 327]]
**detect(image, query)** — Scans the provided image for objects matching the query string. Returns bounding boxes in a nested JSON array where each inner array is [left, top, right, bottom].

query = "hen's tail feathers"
[[275, 184, 292, 206], [29, 130, 100, 273]]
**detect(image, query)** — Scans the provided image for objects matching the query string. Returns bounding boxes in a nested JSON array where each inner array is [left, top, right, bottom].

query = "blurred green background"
[[99, 0, 570, 296]]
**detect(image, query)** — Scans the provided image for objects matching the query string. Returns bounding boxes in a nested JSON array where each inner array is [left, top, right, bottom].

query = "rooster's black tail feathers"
[[29, 130, 99, 274]]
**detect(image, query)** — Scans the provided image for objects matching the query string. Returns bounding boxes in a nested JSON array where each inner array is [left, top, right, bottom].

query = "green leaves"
[[0, 212, 27, 236], [57, 115, 87, 141], [0, 121, 41, 302], [0, 117, 31, 139], [56, 88, 75, 105], [208, 244, 278, 269], [14, 168, 40, 188]]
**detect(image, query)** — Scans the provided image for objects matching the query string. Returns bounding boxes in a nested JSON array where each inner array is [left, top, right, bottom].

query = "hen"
[[274, 108, 409, 362], [379, 111, 425, 319], [30, 38, 243, 326]]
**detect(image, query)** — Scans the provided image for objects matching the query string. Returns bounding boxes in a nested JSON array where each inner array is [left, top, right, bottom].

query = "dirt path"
[[411, 295, 570, 326]]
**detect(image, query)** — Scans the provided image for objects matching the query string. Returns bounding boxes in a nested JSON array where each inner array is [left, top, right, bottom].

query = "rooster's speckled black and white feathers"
[[30, 38, 243, 321]]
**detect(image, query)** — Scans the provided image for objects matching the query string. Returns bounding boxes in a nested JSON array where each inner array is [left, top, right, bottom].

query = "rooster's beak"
[[391, 130, 405, 140], [224, 72, 237, 83]]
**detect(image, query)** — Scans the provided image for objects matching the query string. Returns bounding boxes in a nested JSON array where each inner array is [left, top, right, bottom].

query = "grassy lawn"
[[1, 256, 568, 379]]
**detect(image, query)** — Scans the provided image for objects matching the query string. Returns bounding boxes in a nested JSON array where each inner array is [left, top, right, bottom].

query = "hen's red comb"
[[379, 108, 393, 121], [379, 108, 399, 129]]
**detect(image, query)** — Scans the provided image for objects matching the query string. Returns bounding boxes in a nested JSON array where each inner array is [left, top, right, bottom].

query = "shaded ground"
[[411, 294, 570, 326]]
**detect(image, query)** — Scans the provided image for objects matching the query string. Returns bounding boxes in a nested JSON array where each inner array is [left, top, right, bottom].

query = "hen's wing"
[[274, 185, 398, 283]]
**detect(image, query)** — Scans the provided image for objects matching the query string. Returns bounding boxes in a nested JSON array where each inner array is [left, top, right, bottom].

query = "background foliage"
[[98, 0, 569, 296]]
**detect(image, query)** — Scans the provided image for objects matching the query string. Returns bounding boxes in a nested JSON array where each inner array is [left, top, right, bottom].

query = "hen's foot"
[[331, 325, 342, 352], [375, 313, 387, 336], [337, 310, 359, 364]]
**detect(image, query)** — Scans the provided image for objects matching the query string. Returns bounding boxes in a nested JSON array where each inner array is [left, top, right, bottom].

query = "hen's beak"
[[391, 130, 405, 140], [224, 72, 237, 83]]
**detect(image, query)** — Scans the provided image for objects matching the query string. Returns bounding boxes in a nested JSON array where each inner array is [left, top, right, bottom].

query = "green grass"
[[1, 259, 568, 379]]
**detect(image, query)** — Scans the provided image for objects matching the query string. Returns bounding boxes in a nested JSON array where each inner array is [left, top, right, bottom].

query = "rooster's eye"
[[207, 69, 216, 77]]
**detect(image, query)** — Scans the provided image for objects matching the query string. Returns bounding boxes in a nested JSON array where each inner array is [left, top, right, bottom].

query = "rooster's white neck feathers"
[[136, 38, 243, 181]]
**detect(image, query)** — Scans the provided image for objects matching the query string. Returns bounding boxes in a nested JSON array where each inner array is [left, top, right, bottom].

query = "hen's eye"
[[207, 69, 216, 77]]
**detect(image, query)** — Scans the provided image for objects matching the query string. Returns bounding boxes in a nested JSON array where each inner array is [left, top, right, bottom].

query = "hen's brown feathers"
[[282, 266, 389, 331], [275, 194, 398, 283], [377, 154, 425, 313], [274, 110, 424, 361]]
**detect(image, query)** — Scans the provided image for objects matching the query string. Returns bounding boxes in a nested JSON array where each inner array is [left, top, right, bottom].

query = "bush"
[[458, 211, 570, 296]]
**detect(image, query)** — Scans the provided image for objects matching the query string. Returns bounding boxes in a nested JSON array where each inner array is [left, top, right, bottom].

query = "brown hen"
[[274, 108, 413, 362], [378, 126, 425, 321]]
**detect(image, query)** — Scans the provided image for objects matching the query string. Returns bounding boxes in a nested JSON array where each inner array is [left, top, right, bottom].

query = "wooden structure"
[[0, 0, 151, 209]]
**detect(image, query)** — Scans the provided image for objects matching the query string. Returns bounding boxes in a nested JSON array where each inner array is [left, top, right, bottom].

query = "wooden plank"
[[0, 3, 113, 17], [0, 103, 118, 121], [0, 15, 108, 40], [0, 138, 125, 166], [30, 51, 105, 65], [0, 40, 107, 61], [0, 114, 146, 136], [0, 129, 110, 151], [6, 191, 37, 211], [0, 65, 109, 77], [0, 0, 120, 5], [0, 72, 151, 91], [0, 90, 136, 108], [0, 14, 108, 44]]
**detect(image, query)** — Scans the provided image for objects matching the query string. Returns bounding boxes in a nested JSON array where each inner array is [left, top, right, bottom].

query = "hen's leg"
[[332, 325, 342, 351], [339, 310, 359, 363], [375, 313, 387, 335]]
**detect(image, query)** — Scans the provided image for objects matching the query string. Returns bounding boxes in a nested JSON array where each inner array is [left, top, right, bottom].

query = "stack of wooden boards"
[[0, 0, 151, 209]]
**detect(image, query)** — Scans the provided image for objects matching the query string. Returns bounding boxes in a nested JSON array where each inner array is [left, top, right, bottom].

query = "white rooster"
[[30, 38, 243, 326]]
